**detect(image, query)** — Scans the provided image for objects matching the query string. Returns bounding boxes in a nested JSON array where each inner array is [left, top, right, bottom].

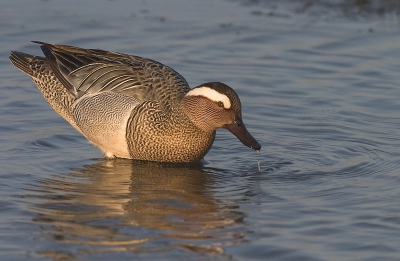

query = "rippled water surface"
[[1, 0, 400, 260]]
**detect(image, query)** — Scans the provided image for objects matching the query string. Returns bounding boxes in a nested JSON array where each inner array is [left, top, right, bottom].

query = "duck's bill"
[[225, 116, 261, 150]]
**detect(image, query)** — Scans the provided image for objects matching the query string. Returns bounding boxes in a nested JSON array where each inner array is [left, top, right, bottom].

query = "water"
[[1, 0, 400, 260]]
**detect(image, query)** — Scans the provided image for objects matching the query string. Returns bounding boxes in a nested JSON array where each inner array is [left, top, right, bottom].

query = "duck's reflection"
[[31, 159, 246, 258]]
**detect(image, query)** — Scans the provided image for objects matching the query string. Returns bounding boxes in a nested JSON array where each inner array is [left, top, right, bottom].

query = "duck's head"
[[182, 82, 261, 151]]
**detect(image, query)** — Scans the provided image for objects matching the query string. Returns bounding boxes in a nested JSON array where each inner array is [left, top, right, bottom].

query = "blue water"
[[1, 0, 400, 260]]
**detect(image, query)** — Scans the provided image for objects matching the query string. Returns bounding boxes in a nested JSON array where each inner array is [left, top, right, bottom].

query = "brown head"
[[181, 82, 261, 150]]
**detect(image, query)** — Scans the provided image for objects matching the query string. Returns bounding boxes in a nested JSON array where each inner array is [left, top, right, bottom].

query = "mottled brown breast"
[[126, 101, 216, 162]]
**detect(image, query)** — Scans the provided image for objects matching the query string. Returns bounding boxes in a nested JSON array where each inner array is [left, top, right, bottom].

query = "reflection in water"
[[28, 159, 246, 259]]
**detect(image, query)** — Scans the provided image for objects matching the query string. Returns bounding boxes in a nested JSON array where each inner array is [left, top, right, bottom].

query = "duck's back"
[[38, 42, 190, 109]]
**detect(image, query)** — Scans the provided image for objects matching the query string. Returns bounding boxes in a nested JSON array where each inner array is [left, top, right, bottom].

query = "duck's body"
[[10, 42, 260, 162]]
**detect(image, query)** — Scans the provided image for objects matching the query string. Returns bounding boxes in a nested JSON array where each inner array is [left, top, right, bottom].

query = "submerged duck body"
[[10, 42, 261, 162]]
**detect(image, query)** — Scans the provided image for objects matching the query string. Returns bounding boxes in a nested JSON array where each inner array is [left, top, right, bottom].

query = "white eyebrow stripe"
[[186, 87, 231, 109]]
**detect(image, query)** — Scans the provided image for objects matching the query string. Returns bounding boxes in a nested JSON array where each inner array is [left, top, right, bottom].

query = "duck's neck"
[[181, 95, 216, 132]]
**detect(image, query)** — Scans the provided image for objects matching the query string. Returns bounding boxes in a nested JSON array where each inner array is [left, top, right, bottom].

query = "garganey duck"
[[10, 42, 261, 162]]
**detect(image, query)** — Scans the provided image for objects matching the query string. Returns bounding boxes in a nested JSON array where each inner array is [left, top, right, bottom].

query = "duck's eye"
[[217, 101, 224, 108]]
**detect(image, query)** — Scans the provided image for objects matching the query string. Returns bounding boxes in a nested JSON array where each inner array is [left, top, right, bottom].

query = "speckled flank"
[[9, 42, 260, 162]]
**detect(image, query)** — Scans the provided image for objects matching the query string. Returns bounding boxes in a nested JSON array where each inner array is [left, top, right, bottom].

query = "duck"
[[9, 42, 261, 163]]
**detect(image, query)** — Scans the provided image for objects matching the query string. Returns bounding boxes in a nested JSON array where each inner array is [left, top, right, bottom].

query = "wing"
[[36, 41, 190, 110]]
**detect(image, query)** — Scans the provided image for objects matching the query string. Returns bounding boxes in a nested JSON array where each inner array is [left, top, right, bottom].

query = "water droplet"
[[256, 150, 260, 154], [257, 160, 261, 171]]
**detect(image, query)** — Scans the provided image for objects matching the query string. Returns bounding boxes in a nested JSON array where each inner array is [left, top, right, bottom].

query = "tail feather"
[[9, 49, 78, 129], [9, 51, 40, 76]]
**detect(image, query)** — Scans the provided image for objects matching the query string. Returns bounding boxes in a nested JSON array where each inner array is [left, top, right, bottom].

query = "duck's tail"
[[9, 51, 42, 76], [9, 49, 78, 130]]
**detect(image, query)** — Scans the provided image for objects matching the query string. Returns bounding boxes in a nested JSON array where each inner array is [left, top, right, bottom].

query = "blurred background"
[[1, 0, 400, 260]]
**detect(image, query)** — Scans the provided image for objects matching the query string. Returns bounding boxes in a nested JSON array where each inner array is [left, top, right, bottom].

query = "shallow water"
[[1, 0, 400, 260]]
